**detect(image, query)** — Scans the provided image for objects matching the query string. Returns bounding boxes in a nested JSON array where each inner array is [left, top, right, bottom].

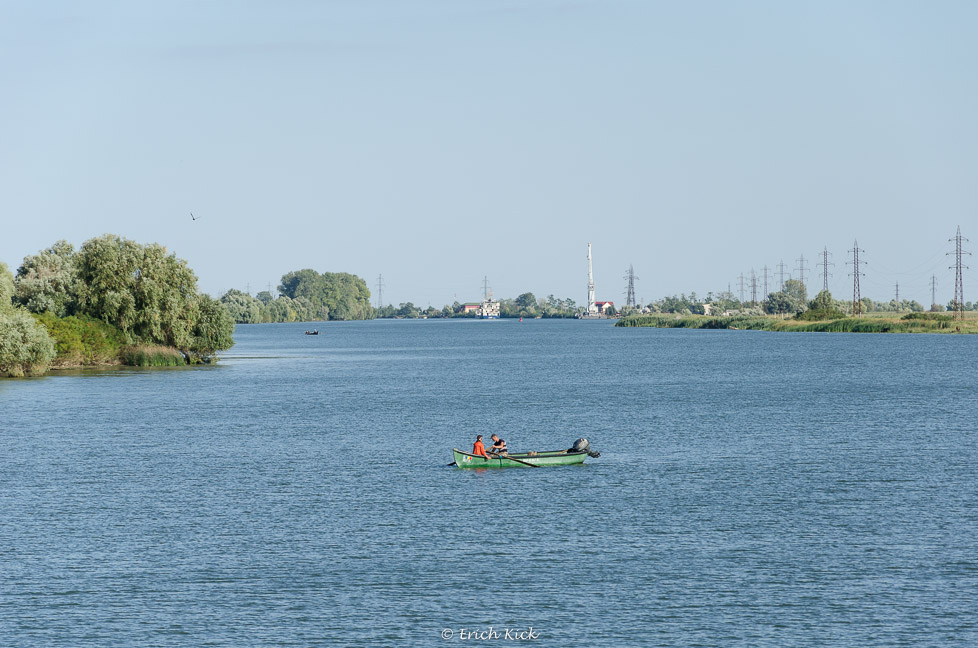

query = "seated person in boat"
[[488, 434, 508, 456], [472, 435, 489, 460]]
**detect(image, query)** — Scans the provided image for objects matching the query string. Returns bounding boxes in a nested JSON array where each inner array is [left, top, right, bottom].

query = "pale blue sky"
[[2, 1, 976, 307]]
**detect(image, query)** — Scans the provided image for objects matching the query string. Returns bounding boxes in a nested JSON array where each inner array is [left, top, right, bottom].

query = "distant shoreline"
[[615, 313, 975, 334]]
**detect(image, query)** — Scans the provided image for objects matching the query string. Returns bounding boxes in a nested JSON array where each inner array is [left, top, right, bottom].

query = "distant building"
[[595, 301, 615, 314], [479, 298, 500, 319], [462, 303, 482, 314]]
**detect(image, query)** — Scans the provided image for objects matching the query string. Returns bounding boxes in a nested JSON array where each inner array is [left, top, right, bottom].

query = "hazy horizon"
[[3, 1, 976, 307]]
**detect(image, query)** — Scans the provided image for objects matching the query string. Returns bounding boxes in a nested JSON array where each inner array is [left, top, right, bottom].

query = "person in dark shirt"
[[489, 434, 508, 456]]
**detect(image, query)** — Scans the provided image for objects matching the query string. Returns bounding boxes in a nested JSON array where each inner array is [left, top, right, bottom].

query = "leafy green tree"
[[0, 308, 56, 376], [221, 289, 262, 323], [74, 235, 201, 349], [278, 269, 320, 300], [255, 290, 274, 305], [70, 234, 233, 361], [764, 291, 797, 316], [0, 261, 14, 311], [783, 279, 808, 308], [14, 240, 78, 316], [397, 302, 420, 318], [707, 290, 740, 314], [277, 269, 371, 320], [808, 290, 834, 311], [187, 295, 235, 362], [514, 292, 536, 312], [659, 294, 692, 313]]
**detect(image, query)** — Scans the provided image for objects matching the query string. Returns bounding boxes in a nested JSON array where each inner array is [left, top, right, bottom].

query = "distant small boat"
[[305, 330, 319, 335]]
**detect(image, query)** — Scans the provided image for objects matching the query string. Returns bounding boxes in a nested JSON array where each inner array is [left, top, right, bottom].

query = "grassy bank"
[[615, 312, 977, 333], [119, 345, 187, 367]]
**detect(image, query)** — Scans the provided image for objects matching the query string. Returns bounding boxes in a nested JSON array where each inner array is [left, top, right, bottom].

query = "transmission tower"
[[482, 276, 492, 300], [947, 226, 970, 320], [376, 274, 385, 309], [816, 247, 833, 293], [738, 273, 746, 303], [623, 265, 639, 308], [750, 269, 758, 305], [931, 275, 938, 310], [847, 240, 865, 317], [762, 266, 770, 298], [796, 254, 810, 291], [777, 260, 786, 292], [894, 282, 899, 304]]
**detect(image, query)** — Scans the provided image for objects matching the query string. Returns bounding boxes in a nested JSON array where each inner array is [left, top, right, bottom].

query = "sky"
[[2, 1, 977, 307]]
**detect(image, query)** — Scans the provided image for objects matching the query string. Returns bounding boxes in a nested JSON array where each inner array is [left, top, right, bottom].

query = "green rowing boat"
[[452, 448, 587, 468]]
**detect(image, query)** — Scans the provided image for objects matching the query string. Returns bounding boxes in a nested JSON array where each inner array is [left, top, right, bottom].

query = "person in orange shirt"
[[472, 435, 489, 461]]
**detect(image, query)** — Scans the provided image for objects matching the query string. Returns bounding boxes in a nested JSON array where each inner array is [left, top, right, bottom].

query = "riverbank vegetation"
[[616, 310, 975, 334], [1, 236, 235, 377]]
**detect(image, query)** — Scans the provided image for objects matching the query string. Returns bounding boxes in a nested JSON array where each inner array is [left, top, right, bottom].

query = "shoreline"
[[615, 313, 975, 334]]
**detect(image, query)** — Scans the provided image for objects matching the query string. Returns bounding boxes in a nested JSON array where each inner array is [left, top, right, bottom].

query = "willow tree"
[[0, 261, 14, 311], [75, 235, 198, 347], [187, 295, 235, 362], [0, 261, 56, 376], [221, 289, 263, 324], [72, 234, 233, 360], [14, 240, 78, 316]]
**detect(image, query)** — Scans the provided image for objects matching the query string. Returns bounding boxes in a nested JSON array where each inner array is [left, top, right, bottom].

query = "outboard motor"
[[570, 438, 601, 458]]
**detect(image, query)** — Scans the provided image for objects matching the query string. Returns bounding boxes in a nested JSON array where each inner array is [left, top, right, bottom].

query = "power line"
[[948, 226, 970, 320], [376, 274, 386, 309], [817, 246, 834, 293], [847, 240, 866, 317], [738, 273, 746, 303], [931, 275, 938, 310], [762, 266, 770, 299], [796, 254, 810, 291], [750, 268, 758, 305], [777, 260, 786, 292], [623, 265, 639, 308]]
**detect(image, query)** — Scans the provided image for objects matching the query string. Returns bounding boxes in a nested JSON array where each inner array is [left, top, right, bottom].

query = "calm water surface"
[[2, 320, 977, 646]]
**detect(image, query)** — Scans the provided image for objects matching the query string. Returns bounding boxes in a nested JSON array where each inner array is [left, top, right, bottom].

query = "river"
[[2, 319, 976, 646]]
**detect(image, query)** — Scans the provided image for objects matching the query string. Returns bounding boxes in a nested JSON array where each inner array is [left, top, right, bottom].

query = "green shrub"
[[794, 308, 847, 321], [0, 309, 57, 377], [902, 312, 952, 323], [33, 313, 127, 366]]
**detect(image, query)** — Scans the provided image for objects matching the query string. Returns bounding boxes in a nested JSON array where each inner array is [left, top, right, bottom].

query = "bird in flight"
[[191, 212, 200, 221]]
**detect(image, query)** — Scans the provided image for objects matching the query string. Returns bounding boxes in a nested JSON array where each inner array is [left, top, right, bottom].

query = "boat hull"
[[452, 448, 587, 468]]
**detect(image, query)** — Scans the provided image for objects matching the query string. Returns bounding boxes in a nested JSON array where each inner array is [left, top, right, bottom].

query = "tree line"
[[220, 269, 372, 323], [371, 293, 581, 319], [627, 280, 929, 318], [1, 235, 234, 377]]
